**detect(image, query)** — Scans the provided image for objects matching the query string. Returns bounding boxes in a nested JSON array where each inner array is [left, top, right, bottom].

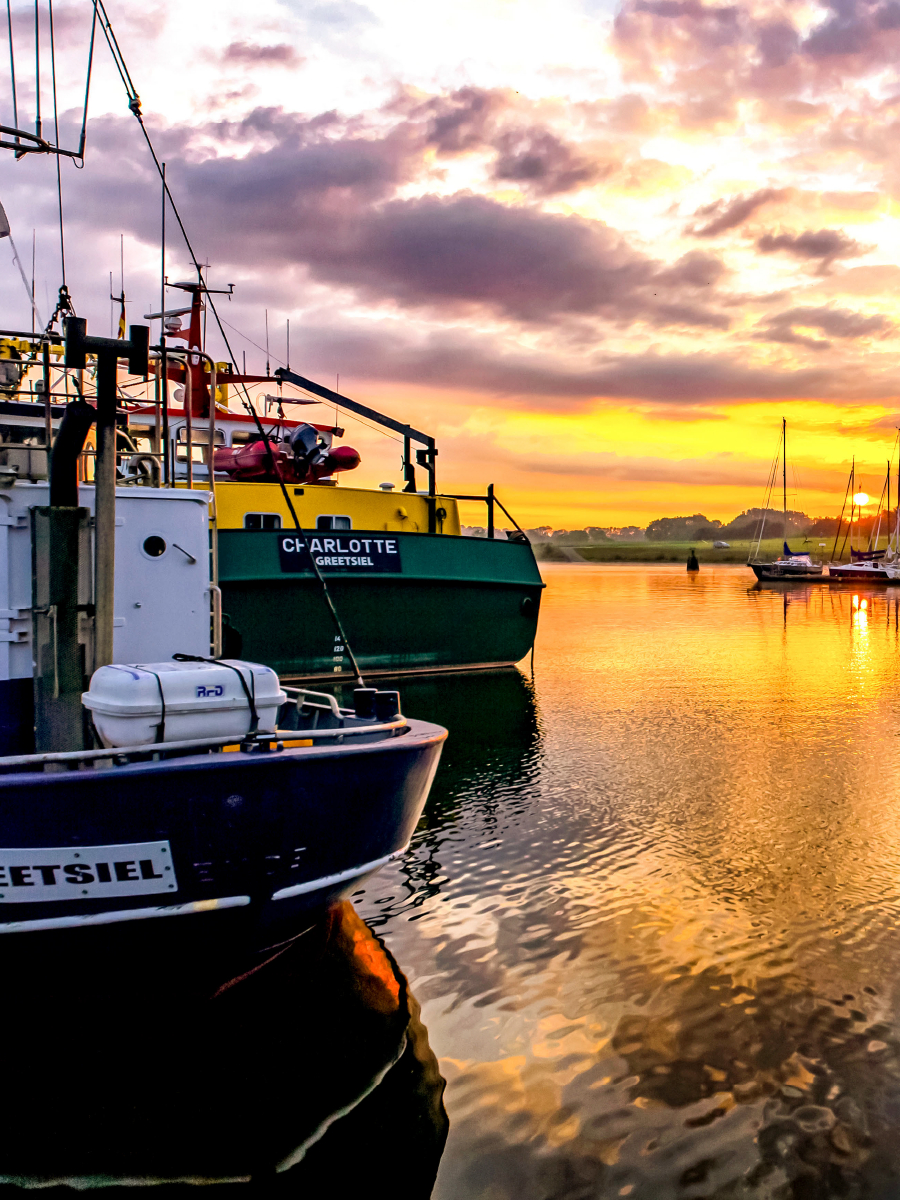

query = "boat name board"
[[0, 841, 176, 902], [278, 535, 402, 574]]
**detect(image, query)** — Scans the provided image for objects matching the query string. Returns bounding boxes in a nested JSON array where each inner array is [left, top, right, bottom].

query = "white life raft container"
[[82, 659, 286, 748]]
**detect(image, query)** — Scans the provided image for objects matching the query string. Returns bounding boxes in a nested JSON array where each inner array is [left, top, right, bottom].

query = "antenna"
[[265, 308, 270, 376], [286, 318, 290, 372]]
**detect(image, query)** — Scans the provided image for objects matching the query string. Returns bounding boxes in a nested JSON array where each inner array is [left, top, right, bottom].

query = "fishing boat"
[[0, 317, 446, 949], [2, 327, 543, 684], [827, 457, 893, 582], [0, 3, 450, 950], [748, 419, 823, 581]]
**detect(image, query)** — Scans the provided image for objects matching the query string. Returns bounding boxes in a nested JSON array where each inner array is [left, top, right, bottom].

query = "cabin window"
[[244, 513, 282, 531], [175, 426, 224, 463], [176, 427, 225, 444], [316, 515, 351, 531]]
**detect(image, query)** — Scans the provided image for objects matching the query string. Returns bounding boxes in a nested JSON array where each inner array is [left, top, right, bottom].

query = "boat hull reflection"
[[0, 903, 447, 1193]]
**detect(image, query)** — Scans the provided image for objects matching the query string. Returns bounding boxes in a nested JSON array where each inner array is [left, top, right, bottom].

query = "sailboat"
[[827, 454, 894, 582], [875, 443, 900, 581], [748, 419, 823, 581]]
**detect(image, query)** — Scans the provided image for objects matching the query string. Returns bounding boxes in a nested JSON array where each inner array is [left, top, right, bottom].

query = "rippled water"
[[9, 563, 900, 1197], [354, 564, 900, 1199]]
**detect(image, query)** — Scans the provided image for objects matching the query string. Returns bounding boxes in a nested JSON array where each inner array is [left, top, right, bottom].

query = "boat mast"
[[782, 417, 787, 549]]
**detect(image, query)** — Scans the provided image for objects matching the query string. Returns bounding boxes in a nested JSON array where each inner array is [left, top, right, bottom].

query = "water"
[[354, 565, 900, 1199], [9, 563, 900, 1197]]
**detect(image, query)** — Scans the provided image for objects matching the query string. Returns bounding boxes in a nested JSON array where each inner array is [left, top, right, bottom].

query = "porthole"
[[143, 535, 167, 558]]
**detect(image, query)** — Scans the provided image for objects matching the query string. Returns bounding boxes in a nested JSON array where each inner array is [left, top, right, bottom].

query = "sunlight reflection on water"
[[357, 564, 900, 1199]]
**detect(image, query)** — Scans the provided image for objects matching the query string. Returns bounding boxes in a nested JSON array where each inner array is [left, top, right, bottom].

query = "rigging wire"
[[6, 1, 18, 148], [33, 0, 40, 141], [217, 312, 404, 442], [73, 2, 96, 165], [218, 314, 285, 368], [336, 405, 403, 444], [750, 427, 781, 559], [92, 0, 366, 683], [48, 0, 65, 285], [215, 316, 404, 442]]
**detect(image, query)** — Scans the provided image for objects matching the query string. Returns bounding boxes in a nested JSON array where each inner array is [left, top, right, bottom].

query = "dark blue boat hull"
[[0, 719, 445, 948]]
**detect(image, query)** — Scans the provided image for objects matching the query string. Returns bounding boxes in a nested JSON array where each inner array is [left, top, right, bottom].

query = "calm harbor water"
[[7, 562, 900, 1196], [354, 563, 900, 1199]]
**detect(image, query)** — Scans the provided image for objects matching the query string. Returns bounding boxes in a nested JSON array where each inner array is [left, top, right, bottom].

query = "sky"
[[2, 0, 900, 529]]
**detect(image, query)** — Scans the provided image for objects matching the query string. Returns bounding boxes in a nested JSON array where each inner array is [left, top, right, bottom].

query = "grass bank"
[[537, 539, 807, 564]]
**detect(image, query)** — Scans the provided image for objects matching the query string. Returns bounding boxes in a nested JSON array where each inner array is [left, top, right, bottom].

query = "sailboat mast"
[[782, 417, 787, 546]]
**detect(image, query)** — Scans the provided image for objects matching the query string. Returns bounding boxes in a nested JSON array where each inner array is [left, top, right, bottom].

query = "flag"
[[117, 296, 126, 340]]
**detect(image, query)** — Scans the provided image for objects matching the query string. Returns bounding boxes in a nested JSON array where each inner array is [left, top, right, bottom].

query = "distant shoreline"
[[531, 538, 858, 565]]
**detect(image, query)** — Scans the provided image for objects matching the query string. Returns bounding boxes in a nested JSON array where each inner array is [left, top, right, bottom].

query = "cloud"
[[221, 42, 303, 66], [654, 249, 728, 287], [687, 188, 789, 237], [54, 107, 733, 330], [756, 228, 871, 272], [284, 317, 895, 408], [753, 304, 891, 350], [291, 192, 733, 324], [612, 0, 900, 140], [799, 0, 900, 58], [402, 86, 509, 154], [492, 127, 607, 196], [811, 264, 900, 296], [756, 19, 800, 68]]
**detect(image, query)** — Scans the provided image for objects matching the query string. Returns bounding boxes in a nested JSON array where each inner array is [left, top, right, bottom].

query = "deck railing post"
[[487, 483, 494, 540], [403, 433, 416, 493], [42, 339, 52, 449]]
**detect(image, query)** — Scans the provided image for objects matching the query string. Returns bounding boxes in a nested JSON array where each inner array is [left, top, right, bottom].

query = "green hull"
[[217, 530, 545, 679]]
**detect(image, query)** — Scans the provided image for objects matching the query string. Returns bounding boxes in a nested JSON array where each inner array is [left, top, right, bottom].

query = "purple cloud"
[[492, 127, 607, 196], [221, 42, 303, 66], [50, 109, 732, 330], [688, 188, 788, 237], [285, 319, 893, 408], [756, 228, 870, 271], [754, 304, 890, 350]]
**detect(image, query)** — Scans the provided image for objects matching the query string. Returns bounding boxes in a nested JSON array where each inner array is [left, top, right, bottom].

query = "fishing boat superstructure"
[[115, 283, 545, 679]]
